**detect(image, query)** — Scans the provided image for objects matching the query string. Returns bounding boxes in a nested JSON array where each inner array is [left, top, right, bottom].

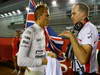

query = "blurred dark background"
[[0, 0, 100, 37]]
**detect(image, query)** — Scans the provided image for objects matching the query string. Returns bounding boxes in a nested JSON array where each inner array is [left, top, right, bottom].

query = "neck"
[[81, 20, 85, 25], [35, 20, 43, 28], [81, 18, 89, 25]]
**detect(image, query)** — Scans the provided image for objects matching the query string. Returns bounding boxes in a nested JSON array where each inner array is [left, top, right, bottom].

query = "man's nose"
[[71, 15, 73, 19]]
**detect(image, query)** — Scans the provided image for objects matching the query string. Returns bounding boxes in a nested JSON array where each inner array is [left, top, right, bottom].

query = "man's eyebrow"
[[71, 12, 75, 14]]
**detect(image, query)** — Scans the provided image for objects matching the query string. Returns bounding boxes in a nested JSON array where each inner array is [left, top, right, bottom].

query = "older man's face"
[[71, 5, 85, 24]]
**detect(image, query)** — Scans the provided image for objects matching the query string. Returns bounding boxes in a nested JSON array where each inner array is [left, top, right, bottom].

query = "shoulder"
[[78, 22, 98, 41], [81, 22, 98, 34], [86, 22, 97, 31], [22, 26, 34, 36]]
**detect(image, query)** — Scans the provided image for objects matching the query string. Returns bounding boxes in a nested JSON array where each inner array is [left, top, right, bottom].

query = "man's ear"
[[79, 12, 86, 21], [79, 17, 85, 22]]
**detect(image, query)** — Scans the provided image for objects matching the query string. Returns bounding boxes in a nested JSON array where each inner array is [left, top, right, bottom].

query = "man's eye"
[[73, 13, 75, 15], [46, 15, 49, 17]]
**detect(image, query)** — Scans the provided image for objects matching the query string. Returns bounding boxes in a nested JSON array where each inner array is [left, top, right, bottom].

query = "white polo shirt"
[[74, 21, 98, 73]]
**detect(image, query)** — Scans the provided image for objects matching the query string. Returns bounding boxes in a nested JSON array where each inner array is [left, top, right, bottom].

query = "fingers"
[[59, 33, 64, 36], [42, 58, 48, 65], [59, 31, 67, 36], [47, 52, 57, 58]]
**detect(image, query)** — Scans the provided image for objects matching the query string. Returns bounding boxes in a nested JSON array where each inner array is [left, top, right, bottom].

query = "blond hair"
[[34, 4, 48, 20]]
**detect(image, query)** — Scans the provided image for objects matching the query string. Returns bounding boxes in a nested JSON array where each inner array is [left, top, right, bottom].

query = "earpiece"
[[73, 17, 89, 31], [74, 22, 83, 31]]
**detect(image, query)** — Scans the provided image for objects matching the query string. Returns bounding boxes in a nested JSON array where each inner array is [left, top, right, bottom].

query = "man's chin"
[[73, 21, 77, 25], [71, 21, 75, 24], [72, 22, 75, 25]]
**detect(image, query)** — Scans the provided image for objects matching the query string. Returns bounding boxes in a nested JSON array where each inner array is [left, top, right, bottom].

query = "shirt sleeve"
[[17, 27, 42, 67], [80, 28, 96, 47]]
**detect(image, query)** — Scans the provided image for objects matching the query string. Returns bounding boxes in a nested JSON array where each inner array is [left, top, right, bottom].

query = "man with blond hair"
[[17, 5, 49, 75]]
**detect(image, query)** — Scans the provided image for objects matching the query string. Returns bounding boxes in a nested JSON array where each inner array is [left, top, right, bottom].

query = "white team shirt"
[[74, 21, 98, 73], [17, 22, 46, 72]]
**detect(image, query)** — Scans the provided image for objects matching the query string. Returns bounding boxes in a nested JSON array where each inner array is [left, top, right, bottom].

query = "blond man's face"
[[40, 10, 49, 27]]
